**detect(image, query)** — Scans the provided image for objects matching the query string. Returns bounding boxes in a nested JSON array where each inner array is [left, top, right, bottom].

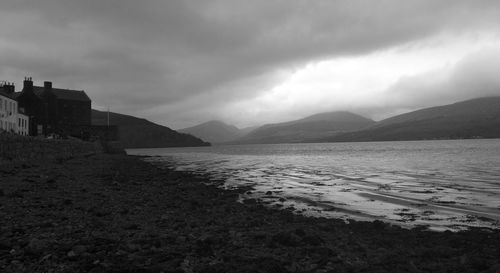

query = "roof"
[[6, 84, 91, 102], [33, 86, 91, 102], [10, 92, 23, 99], [0, 89, 16, 100]]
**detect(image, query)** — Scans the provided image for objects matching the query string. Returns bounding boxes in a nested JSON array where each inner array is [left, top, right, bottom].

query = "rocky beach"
[[1, 149, 500, 272]]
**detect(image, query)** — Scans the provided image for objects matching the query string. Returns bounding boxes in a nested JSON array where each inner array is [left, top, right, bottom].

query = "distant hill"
[[178, 120, 243, 143], [231, 111, 375, 144], [322, 97, 500, 142], [92, 109, 210, 148], [240, 125, 259, 136]]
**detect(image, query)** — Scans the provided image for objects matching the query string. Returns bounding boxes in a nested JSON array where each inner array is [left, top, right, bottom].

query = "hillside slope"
[[323, 97, 500, 142], [178, 120, 242, 143], [231, 111, 375, 144], [92, 110, 210, 148]]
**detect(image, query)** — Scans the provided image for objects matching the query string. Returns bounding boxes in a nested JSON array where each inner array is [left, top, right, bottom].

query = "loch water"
[[128, 139, 500, 231]]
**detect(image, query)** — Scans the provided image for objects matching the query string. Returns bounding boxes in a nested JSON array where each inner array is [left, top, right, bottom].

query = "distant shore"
[[1, 152, 500, 272]]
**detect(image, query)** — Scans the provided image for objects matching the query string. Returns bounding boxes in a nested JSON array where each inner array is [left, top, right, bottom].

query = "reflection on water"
[[128, 139, 500, 231]]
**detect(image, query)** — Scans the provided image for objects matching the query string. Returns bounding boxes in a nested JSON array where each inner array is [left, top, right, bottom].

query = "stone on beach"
[[0, 152, 499, 272]]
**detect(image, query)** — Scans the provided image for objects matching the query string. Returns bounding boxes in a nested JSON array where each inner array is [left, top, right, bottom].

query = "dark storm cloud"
[[2, 0, 500, 127]]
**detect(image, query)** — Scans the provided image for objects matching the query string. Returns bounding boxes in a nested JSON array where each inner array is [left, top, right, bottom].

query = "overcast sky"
[[2, 0, 500, 129]]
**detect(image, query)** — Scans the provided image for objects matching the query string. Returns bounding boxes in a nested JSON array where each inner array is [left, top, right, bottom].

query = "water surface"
[[128, 139, 500, 231]]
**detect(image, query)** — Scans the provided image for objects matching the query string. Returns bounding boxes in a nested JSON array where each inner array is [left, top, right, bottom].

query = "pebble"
[[1, 153, 499, 272], [243, 198, 257, 204], [27, 238, 49, 254], [72, 245, 87, 255], [124, 223, 140, 230]]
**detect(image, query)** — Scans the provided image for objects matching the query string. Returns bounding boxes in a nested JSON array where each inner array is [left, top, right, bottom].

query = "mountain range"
[[178, 120, 243, 143], [321, 96, 500, 142], [92, 109, 209, 148], [184, 96, 500, 144], [231, 111, 375, 144], [91, 96, 500, 148]]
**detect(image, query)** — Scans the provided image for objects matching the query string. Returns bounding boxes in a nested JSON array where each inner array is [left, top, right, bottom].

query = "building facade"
[[1, 78, 91, 137], [17, 112, 29, 136], [0, 82, 29, 135], [14, 77, 91, 137]]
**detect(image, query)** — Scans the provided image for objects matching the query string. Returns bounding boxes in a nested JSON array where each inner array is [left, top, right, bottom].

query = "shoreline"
[[141, 148, 500, 232], [1, 153, 500, 272]]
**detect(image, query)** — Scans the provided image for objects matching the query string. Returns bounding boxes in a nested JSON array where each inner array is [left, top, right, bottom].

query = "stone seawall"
[[0, 132, 102, 163]]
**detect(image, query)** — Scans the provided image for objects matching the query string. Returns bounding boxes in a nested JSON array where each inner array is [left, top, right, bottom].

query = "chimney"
[[23, 77, 34, 93], [1, 82, 15, 94], [44, 81, 52, 91], [5, 82, 15, 94]]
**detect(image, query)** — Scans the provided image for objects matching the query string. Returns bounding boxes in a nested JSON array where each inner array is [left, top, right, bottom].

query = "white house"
[[0, 82, 29, 136], [17, 112, 29, 136]]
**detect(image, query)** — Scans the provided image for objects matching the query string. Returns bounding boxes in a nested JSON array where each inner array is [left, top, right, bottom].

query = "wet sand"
[[1, 153, 500, 272], [140, 145, 500, 231]]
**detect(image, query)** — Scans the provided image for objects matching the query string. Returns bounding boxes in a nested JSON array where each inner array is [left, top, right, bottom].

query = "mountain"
[[178, 120, 245, 143], [231, 111, 375, 144], [240, 125, 259, 136], [322, 97, 500, 142], [91, 109, 210, 148]]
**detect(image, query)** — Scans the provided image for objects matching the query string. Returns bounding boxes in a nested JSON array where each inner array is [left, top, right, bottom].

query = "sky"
[[2, 0, 500, 129]]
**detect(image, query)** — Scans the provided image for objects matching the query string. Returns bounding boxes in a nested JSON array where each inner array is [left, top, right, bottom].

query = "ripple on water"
[[132, 140, 500, 231]]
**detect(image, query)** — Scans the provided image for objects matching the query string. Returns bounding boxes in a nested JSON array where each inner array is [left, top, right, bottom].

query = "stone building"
[[0, 82, 29, 136], [4, 77, 91, 137]]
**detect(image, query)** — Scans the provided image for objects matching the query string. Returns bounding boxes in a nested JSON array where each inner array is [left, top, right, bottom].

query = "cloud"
[[382, 46, 500, 113], [322, 44, 500, 122], [168, 37, 500, 127], [2, 0, 500, 128]]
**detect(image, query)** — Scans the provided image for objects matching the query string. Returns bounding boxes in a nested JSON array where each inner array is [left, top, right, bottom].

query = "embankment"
[[0, 132, 101, 163]]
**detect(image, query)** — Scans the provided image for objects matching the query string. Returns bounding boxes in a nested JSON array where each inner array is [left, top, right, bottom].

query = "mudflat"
[[1, 153, 499, 272]]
